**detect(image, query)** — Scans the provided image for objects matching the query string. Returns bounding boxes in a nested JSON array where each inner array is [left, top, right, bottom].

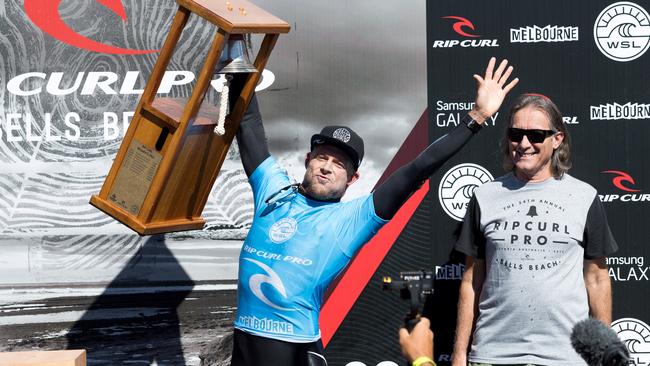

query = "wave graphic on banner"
[[0, 168, 253, 234], [0, 174, 23, 230], [38, 234, 142, 270], [3, 172, 109, 230], [203, 169, 254, 231]]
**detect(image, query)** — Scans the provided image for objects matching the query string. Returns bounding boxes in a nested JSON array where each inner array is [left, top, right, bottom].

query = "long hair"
[[501, 94, 572, 178]]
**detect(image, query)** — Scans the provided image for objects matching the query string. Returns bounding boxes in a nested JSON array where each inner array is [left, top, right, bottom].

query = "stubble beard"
[[301, 173, 346, 201]]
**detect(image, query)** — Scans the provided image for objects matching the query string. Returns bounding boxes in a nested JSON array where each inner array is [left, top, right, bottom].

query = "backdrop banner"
[[326, 1, 650, 365], [1, 1, 648, 365], [0, 0, 425, 364]]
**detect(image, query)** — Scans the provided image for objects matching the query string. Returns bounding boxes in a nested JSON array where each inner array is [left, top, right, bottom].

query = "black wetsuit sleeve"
[[373, 121, 475, 220], [230, 76, 271, 177], [235, 95, 270, 177]]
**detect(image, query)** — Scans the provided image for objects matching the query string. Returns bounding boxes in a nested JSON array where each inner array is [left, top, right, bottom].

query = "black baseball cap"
[[310, 126, 364, 170]]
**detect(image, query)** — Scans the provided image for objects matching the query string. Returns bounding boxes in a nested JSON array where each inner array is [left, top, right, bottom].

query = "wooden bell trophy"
[[90, 0, 290, 235]]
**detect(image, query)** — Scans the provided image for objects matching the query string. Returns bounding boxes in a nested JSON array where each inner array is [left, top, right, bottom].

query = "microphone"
[[571, 318, 629, 366]]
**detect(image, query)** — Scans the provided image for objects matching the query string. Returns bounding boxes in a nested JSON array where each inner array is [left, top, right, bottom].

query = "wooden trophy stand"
[[90, 0, 290, 235]]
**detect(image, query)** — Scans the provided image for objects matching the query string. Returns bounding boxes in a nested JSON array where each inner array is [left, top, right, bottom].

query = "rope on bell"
[[214, 74, 233, 136]]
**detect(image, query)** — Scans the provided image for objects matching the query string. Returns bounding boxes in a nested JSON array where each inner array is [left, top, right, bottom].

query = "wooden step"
[[0, 350, 86, 366]]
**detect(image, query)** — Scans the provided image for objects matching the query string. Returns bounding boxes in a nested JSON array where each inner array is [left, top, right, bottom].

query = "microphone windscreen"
[[571, 318, 622, 366]]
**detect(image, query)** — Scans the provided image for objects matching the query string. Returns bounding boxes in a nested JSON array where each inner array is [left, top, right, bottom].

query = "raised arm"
[[229, 75, 271, 177], [373, 57, 518, 219]]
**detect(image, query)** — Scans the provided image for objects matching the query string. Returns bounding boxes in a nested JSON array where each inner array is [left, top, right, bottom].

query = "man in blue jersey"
[[230, 57, 519, 366]]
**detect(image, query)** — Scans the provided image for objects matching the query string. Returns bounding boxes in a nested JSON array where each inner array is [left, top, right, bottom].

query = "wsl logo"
[[438, 163, 493, 221], [594, 2, 650, 62], [432, 16, 499, 48], [269, 218, 298, 244], [611, 318, 650, 364], [24, 0, 157, 55]]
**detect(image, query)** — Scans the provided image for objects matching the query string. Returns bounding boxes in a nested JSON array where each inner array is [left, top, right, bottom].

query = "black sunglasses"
[[507, 127, 557, 143]]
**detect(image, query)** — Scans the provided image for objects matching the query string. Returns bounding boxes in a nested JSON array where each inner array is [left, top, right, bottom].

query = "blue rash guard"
[[234, 156, 387, 342]]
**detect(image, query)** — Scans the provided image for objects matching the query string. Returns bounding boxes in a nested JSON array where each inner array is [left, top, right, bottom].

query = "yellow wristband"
[[412, 356, 436, 366]]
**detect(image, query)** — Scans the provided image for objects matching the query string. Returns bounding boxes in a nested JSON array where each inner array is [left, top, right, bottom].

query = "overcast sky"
[[252, 0, 427, 197]]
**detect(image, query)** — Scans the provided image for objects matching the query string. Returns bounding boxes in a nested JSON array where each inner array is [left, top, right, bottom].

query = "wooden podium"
[[0, 350, 86, 366], [90, 0, 290, 235]]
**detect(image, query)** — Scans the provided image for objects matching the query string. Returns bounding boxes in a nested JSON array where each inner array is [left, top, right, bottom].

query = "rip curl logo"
[[269, 217, 298, 243], [332, 128, 351, 143], [442, 16, 480, 38], [612, 318, 650, 363], [438, 163, 493, 221], [433, 16, 499, 48], [603, 170, 642, 192], [600, 170, 650, 203], [24, 0, 158, 55], [244, 258, 294, 311]]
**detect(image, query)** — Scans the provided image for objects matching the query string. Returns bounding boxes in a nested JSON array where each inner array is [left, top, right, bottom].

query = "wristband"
[[412, 356, 436, 366], [462, 114, 483, 134]]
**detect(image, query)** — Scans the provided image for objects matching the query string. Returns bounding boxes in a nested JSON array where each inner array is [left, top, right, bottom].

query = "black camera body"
[[382, 270, 434, 331]]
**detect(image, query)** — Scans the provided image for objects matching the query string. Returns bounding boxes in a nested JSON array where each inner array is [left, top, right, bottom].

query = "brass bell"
[[214, 35, 257, 135], [216, 34, 258, 74]]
